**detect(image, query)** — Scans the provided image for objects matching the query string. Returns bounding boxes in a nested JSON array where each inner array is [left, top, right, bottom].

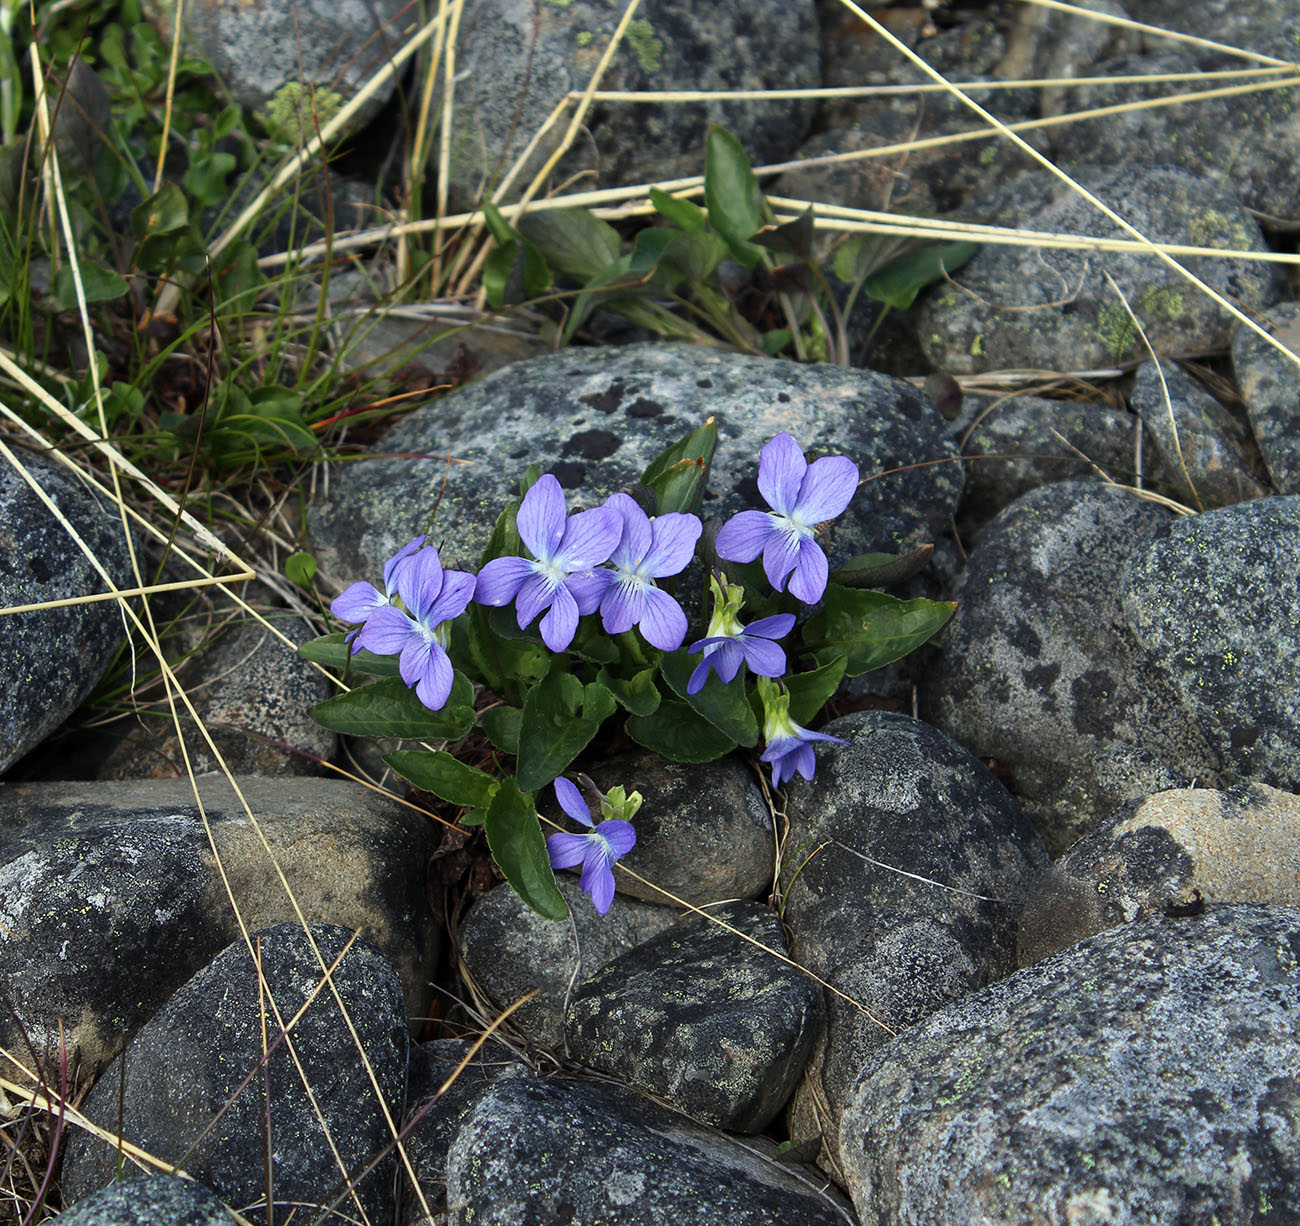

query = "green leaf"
[[803, 587, 956, 677], [516, 208, 623, 281], [659, 230, 730, 283], [481, 200, 515, 246], [481, 704, 522, 754], [660, 649, 758, 746], [862, 241, 977, 310], [626, 697, 736, 763], [298, 632, 402, 678], [752, 206, 815, 262], [641, 417, 718, 516], [829, 545, 935, 589], [310, 675, 476, 739], [785, 656, 847, 725], [285, 551, 317, 588], [384, 749, 500, 809], [629, 226, 678, 274], [482, 239, 517, 310], [182, 150, 236, 208], [214, 240, 264, 308], [650, 186, 706, 233], [516, 672, 616, 793], [50, 260, 129, 308], [483, 779, 568, 920], [597, 666, 661, 717], [703, 124, 766, 269], [130, 181, 188, 238]]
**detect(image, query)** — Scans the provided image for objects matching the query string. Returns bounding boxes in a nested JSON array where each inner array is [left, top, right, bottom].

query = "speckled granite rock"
[[53, 1175, 237, 1226], [309, 344, 963, 588], [779, 710, 1048, 1174], [565, 901, 820, 1133], [168, 0, 409, 130], [915, 163, 1278, 375], [445, 1075, 852, 1226], [0, 776, 439, 1080], [96, 615, 337, 779], [456, 876, 679, 1052], [1120, 494, 1300, 790], [576, 752, 775, 905], [61, 924, 409, 1225], [1232, 301, 1300, 495], [952, 393, 1146, 534], [839, 904, 1300, 1226], [1129, 358, 1267, 508], [440, 0, 820, 212], [1128, 0, 1297, 49], [0, 450, 135, 774], [921, 480, 1214, 850], [1020, 782, 1300, 964]]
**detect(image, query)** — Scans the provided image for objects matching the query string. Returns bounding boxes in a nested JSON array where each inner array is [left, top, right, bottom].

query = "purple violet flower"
[[591, 493, 701, 651], [345, 544, 475, 711], [686, 574, 794, 695], [545, 776, 637, 914], [474, 474, 622, 652], [330, 535, 427, 651], [715, 433, 858, 604], [757, 677, 847, 788]]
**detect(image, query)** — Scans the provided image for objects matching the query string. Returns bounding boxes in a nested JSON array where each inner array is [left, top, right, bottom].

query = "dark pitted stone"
[[0, 777, 439, 1080], [1020, 783, 1300, 965], [916, 163, 1278, 375], [839, 904, 1300, 1226], [309, 344, 962, 588], [1232, 301, 1300, 495], [1120, 495, 1300, 790], [576, 752, 774, 906], [565, 900, 820, 1133], [1127, 0, 1297, 49], [440, 0, 819, 213], [456, 876, 679, 1052], [61, 924, 408, 1225], [52, 1175, 236, 1225], [170, 0, 409, 129], [1130, 359, 1267, 508], [953, 393, 1146, 534], [445, 1075, 853, 1226], [0, 450, 135, 774], [96, 615, 336, 779], [921, 480, 1216, 850], [779, 710, 1047, 1174]]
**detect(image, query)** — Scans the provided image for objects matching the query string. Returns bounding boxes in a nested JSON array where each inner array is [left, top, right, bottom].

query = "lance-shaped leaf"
[[517, 207, 623, 281], [310, 675, 476, 739], [785, 656, 848, 726], [515, 672, 616, 793], [626, 697, 736, 763], [483, 779, 568, 920], [704, 125, 767, 269], [803, 587, 955, 677], [299, 632, 401, 678], [384, 749, 499, 810], [828, 544, 935, 589], [862, 241, 977, 310], [650, 186, 706, 233], [641, 417, 718, 516]]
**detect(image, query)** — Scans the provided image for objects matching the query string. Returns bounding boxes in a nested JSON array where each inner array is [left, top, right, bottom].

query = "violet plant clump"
[[306, 422, 954, 919]]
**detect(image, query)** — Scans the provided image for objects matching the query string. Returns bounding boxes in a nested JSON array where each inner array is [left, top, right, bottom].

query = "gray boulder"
[[445, 1075, 852, 1225], [1232, 301, 1300, 495], [916, 163, 1278, 375], [565, 901, 820, 1132], [61, 924, 409, 1225], [0, 777, 440, 1080], [1120, 494, 1300, 790], [52, 1175, 237, 1226], [779, 710, 1047, 1173], [1, 450, 135, 773], [921, 480, 1214, 850], [308, 343, 963, 589], [839, 904, 1300, 1226]]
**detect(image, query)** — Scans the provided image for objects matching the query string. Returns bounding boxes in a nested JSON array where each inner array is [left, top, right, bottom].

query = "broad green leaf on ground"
[[384, 749, 499, 809], [50, 260, 129, 308], [650, 186, 706, 232], [596, 666, 661, 717], [829, 545, 935, 589], [660, 649, 758, 746], [862, 241, 977, 310], [310, 675, 475, 739], [516, 672, 616, 792], [785, 656, 847, 725], [704, 124, 766, 268], [626, 696, 737, 762], [803, 587, 955, 677], [480, 704, 523, 755], [299, 632, 401, 678], [483, 779, 568, 920], [517, 208, 622, 281]]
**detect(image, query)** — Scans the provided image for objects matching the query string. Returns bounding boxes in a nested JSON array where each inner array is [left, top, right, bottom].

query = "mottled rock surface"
[[566, 901, 820, 1132], [1, 450, 135, 774], [53, 1175, 237, 1226], [445, 1075, 851, 1226], [779, 710, 1047, 1172], [456, 876, 679, 1051], [839, 904, 1300, 1226], [1121, 495, 1300, 790], [0, 777, 439, 1078], [1021, 782, 1300, 964], [62, 925, 409, 1225], [1232, 301, 1300, 495], [309, 344, 963, 590]]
